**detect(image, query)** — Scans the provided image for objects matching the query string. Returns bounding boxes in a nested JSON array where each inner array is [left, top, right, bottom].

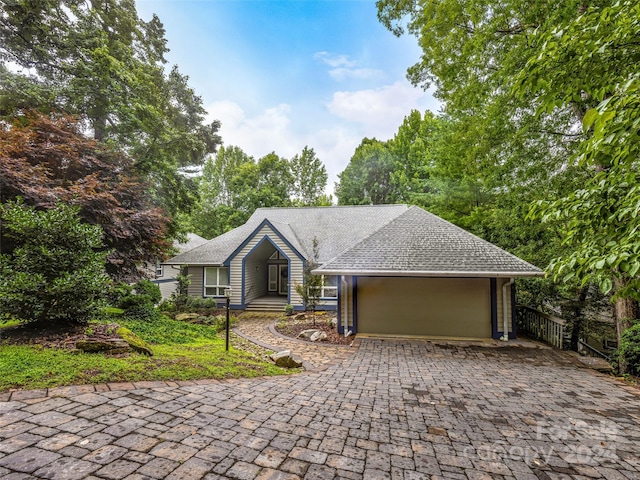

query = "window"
[[155, 261, 163, 277], [269, 250, 285, 260], [320, 275, 337, 298], [204, 267, 229, 297]]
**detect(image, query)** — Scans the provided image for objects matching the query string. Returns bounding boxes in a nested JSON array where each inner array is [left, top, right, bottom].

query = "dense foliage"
[[617, 322, 640, 376], [0, 201, 109, 325]]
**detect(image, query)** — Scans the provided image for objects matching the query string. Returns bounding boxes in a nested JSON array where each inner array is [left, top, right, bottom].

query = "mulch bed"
[[0, 322, 122, 350], [275, 312, 354, 345]]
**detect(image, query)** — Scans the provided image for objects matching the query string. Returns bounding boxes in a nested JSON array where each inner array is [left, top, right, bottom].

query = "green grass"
[[0, 315, 290, 392]]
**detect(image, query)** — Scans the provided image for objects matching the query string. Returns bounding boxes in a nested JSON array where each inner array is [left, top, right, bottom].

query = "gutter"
[[311, 269, 543, 278], [501, 278, 515, 341]]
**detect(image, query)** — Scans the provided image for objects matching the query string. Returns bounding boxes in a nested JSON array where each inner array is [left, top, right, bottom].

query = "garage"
[[356, 277, 492, 338]]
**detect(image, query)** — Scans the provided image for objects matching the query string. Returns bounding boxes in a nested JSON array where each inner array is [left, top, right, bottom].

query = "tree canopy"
[[190, 145, 329, 239], [0, 0, 221, 215], [0, 112, 172, 280]]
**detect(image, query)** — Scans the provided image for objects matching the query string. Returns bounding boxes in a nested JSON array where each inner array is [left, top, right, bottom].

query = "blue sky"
[[136, 0, 439, 193]]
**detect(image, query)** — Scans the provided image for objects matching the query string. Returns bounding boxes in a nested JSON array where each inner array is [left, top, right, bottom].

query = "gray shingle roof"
[[165, 204, 409, 265], [166, 205, 542, 277], [313, 206, 543, 277], [175, 233, 208, 254]]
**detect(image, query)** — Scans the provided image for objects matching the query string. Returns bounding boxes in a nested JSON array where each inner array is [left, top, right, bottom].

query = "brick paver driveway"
[[1, 339, 639, 479]]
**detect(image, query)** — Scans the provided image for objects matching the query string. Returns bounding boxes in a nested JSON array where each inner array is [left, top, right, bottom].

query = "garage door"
[[357, 277, 492, 338]]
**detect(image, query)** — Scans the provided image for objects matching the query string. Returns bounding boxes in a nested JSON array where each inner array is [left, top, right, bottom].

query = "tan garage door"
[[357, 277, 492, 338]]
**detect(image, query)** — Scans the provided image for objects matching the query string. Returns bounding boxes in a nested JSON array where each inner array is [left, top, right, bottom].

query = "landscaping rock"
[[270, 350, 303, 368], [294, 313, 306, 320], [330, 317, 337, 328], [310, 331, 328, 342], [116, 327, 153, 356], [76, 339, 131, 354], [175, 313, 200, 322], [298, 329, 319, 339]]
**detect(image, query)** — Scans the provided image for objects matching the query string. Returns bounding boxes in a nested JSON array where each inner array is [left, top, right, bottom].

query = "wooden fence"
[[516, 306, 566, 349]]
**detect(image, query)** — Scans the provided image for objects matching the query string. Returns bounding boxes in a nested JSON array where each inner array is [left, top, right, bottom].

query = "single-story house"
[[165, 205, 543, 340], [152, 233, 208, 299]]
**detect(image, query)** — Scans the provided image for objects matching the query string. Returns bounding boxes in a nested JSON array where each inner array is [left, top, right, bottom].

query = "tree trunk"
[[613, 278, 638, 374], [569, 285, 589, 351]]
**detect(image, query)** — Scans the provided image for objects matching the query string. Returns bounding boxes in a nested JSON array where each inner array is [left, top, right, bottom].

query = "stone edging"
[[0, 377, 236, 403], [231, 327, 317, 372], [268, 320, 355, 348]]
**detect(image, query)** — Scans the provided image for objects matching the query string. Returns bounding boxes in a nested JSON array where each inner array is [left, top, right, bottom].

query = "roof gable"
[[223, 218, 306, 265]]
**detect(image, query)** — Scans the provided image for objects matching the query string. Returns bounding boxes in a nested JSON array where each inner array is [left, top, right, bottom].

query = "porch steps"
[[246, 297, 288, 313]]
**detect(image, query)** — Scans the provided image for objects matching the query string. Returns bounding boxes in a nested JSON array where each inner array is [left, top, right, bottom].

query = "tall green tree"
[[190, 146, 255, 238], [374, 0, 635, 354], [0, 0, 221, 215], [335, 138, 397, 205], [190, 149, 295, 238], [516, 0, 640, 347], [290, 146, 328, 206]]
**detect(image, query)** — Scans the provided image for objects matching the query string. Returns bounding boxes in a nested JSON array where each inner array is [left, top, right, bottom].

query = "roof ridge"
[[255, 204, 408, 211]]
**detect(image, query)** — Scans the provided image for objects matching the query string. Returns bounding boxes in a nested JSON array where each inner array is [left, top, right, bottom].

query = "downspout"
[[341, 277, 348, 336], [501, 278, 515, 341]]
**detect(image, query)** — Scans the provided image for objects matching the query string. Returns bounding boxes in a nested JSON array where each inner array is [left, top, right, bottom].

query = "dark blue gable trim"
[[223, 218, 306, 266], [490, 278, 499, 339], [241, 235, 292, 307]]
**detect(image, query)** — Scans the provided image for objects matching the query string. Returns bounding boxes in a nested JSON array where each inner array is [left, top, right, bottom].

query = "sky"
[[136, 0, 440, 194]]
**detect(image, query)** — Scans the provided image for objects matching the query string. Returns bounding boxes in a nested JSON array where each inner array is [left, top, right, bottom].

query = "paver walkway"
[[233, 317, 357, 370], [1, 338, 640, 479]]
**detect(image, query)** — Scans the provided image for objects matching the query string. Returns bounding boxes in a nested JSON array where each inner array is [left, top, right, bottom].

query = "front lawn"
[[0, 315, 290, 392]]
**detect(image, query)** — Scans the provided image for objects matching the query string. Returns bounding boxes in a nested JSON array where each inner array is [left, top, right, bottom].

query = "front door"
[[268, 265, 278, 292], [268, 263, 288, 296], [278, 264, 288, 296]]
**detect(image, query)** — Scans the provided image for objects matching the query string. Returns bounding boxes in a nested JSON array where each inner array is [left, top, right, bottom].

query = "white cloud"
[[313, 51, 356, 68], [328, 67, 382, 81], [205, 101, 362, 197], [327, 80, 439, 138], [206, 101, 298, 159], [314, 51, 383, 82]]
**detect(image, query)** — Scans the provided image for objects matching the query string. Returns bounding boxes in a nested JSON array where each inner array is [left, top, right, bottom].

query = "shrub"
[[284, 304, 294, 316], [106, 282, 134, 307], [618, 323, 640, 376], [182, 296, 220, 311], [0, 201, 110, 325], [158, 299, 176, 313], [109, 281, 160, 322], [198, 314, 237, 333], [133, 279, 162, 305]]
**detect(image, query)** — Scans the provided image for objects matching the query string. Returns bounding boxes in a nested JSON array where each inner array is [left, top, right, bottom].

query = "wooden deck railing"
[[577, 339, 612, 362], [516, 306, 566, 349]]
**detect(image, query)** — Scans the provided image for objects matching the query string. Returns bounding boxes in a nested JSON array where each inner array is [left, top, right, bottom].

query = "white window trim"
[[320, 275, 337, 299], [203, 267, 230, 297], [155, 262, 163, 277]]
